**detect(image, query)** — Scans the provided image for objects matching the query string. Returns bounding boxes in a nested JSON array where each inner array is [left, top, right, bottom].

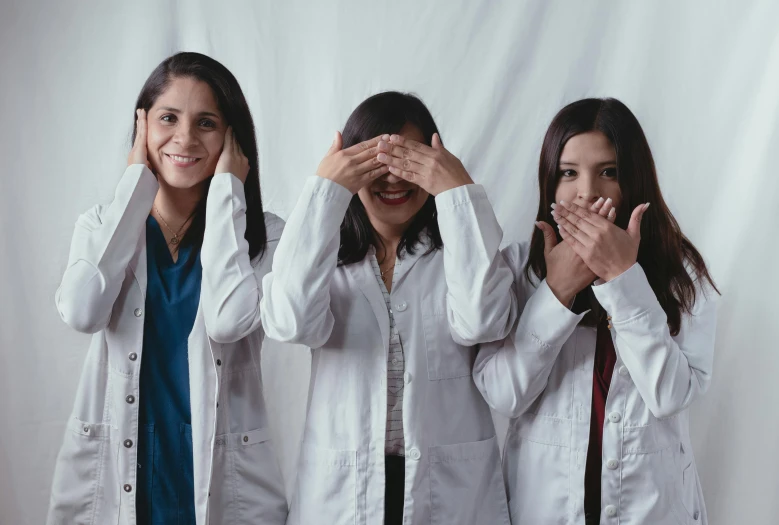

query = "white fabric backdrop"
[[1, 1, 777, 523]]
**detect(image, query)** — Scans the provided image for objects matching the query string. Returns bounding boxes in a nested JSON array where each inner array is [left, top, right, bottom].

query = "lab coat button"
[[124, 439, 133, 448], [605, 505, 617, 517], [392, 358, 399, 365], [618, 366, 628, 377], [83, 425, 89, 433], [404, 372, 412, 384], [123, 484, 133, 493], [408, 448, 421, 460], [128, 352, 138, 361], [396, 302, 407, 312], [693, 510, 700, 520], [608, 411, 621, 423], [134, 308, 143, 317], [606, 459, 619, 470], [126, 395, 135, 404], [216, 359, 222, 366]]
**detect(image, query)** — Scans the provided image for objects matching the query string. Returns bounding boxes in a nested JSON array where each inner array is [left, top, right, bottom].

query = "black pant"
[[384, 455, 405, 525]]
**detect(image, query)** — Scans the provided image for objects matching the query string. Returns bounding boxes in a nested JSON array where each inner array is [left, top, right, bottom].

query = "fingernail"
[[377, 153, 388, 162], [382, 134, 390, 141], [644, 202, 651, 211], [605, 198, 613, 205], [559, 200, 566, 205], [550, 203, 557, 209], [595, 197, 604, 206]]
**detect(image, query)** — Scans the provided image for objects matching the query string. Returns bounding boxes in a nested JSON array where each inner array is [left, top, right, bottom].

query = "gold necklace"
[[380, 262, 395, 285], [154, 204, 191, 245]]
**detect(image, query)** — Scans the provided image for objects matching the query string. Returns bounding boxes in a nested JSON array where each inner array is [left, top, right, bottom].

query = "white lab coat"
[[47, 165, 288, 525], [260, 176, 518, 525], [473, 242, 718, 524]]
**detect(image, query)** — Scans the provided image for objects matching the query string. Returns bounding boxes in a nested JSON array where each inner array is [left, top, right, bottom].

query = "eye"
[[601, 167, 617, 179], [160, 114, 176, 123], [559, 169, 576, 178], [199, 119, 217, 129]]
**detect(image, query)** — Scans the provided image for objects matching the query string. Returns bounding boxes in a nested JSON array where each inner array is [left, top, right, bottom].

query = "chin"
[[156, 169, 211, 189]]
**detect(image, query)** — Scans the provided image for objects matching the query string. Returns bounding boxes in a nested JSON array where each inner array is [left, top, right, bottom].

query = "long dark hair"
[[526, 98, 718, 335], [338, 91, 443, 265], [131, 52, 267, 259]]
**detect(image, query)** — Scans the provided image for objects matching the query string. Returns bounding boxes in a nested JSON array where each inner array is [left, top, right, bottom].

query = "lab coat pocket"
[[47, 417, 115, 525], [211, 428, 288, 525], [290, 444, 357, 525], [679, 446, 702, 523], [503, 424, 570, 525], [429, 435, 510, 525], [422, 296, 476, 380]]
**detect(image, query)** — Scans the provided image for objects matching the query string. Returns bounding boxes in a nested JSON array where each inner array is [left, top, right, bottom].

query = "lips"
[[164, 153, 201, 168], [375, 189, 413, 206]]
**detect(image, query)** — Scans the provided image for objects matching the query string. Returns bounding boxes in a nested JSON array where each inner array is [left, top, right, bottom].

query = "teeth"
[[379, 191, 411, 199], [168, 154, 199, 163]]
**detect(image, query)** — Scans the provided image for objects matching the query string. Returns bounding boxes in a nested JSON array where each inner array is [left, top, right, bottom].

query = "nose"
[[172, 121, 198, 148], [577, 177, 600, 205], [380, 172, 403, 184]]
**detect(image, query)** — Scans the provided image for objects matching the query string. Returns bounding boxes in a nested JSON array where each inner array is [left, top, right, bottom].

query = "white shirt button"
[[618, 366, 629, 377], [609, 411, 621, 423], [396, 302, 407, 312], [392, 358, 399, 365], [606, 459, 619, 470], [605, 505, 617, 517], [404, 372, 412, 384], [408, 448, 421, 460], [134, 308, 143, 317]]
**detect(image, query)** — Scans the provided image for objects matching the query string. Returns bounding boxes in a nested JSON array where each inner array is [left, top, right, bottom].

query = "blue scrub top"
[[136, 216, 201, 525]]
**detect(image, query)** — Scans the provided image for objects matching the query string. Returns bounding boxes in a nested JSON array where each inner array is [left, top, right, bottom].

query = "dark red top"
[[584, 318, 617, 518]]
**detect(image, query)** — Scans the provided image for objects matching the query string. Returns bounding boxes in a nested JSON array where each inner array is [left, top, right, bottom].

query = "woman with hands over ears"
[[473, 98, 719, 525], [261, 92, 517, 525], [47, 52, 287, 525]]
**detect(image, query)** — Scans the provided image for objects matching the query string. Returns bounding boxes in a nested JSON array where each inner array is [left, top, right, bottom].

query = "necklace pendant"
[[170, 235, 180, 245]]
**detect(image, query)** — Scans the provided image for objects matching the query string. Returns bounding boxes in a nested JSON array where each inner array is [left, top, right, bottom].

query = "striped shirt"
[[370, 250, 406, 456]]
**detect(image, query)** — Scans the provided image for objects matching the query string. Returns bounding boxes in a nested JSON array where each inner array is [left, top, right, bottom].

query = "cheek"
[[554, 184, 576, 204]]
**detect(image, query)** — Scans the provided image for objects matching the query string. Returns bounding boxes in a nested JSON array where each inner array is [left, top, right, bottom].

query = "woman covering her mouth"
[[261, 91, 518, 525]]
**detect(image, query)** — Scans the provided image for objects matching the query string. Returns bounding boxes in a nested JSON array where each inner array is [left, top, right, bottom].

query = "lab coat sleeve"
[[200, 172, 285, 343], [591, 263, 718, 419], [472, 242, 587, 418], [260, 176, 352, 348], [55, 164, 158, 333], [435, 184, 518, 345]]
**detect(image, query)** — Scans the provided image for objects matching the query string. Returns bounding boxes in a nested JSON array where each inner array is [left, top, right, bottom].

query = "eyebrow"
[[158, 106, 221, 119], [559, 160, 616, 167]]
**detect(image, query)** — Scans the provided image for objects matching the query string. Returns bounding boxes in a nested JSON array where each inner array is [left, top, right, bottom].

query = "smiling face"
[[554, 131, 623, 210], [357, 122, 431, 234], [146, 76, 225, 189]]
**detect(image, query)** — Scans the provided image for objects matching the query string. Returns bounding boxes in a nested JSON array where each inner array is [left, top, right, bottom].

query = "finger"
[[590, 197, 605, 214], [600, 198, 614, 218], [137, 109, 148, 143], [607, 207, 616, 223], [557, 222, 585, 251], [431, 132, 444, 150], [559, 201, 609, 231], [627, 202, 650, 240], [355, 154, 386, 176], [223, 126, 233, 152], [387, 165, 418, 184], [555, 214, 595, 247], [326, 131, 343, 156], [378, 140, 435, 167], [535, 221, 558, 257], [376, 152, 426, 176], [388, 134, 436, 157], [552, 202, 600, 237], [342, 134, 387, 156]]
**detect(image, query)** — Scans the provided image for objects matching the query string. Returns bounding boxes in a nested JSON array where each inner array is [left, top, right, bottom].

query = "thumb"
[[627, 202, 650, 241], [431, 132, 443, 150], [326, 131, 343, 155], [536, 221, 558, 256]]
